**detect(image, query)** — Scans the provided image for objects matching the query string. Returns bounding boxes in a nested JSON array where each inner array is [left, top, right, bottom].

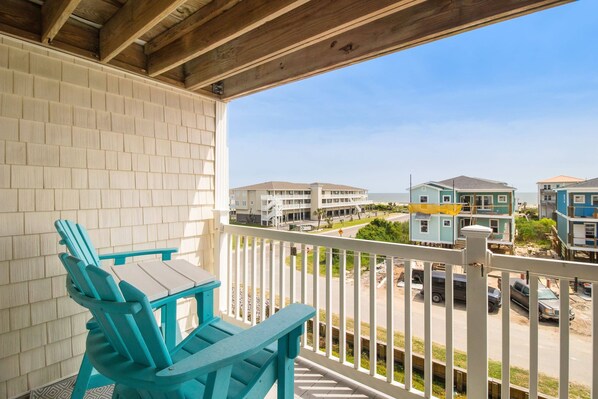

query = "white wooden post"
[[462, 225, 492, 397], [213, 101, 229, 316]]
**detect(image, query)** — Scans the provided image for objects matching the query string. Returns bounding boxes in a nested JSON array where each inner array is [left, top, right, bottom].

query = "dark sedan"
[[510, 278, 575, 321]]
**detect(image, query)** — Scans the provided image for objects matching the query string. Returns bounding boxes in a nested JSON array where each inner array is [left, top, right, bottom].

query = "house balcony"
[[568, 205, 598, 219], [215, 223, 598, 399], [459, 204, 513, 217]]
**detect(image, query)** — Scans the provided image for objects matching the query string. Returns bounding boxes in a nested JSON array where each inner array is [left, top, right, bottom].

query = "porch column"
[[214, 101, 229, 315], [462, 225, 492, 397]]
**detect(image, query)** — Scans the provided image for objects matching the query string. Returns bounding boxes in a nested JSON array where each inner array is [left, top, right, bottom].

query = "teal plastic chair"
[[61, 254, 315, 399], [55, 219, 219, 398]]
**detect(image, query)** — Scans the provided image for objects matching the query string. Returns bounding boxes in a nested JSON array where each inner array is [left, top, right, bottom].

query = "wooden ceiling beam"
[[41, 0, 82, 43], [144, 0, 241, 56], [99, 0, 187, 62], [220, 0, 572, 99], [184, 0, 424, 91], [147, 0, 310, 77]]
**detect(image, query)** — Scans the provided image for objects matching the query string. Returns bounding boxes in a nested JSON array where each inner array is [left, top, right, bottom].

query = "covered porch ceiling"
[[0, 0, 571, 101]]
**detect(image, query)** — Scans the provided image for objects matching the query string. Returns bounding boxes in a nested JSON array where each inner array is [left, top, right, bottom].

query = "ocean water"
[[369, 192, 538, 206]]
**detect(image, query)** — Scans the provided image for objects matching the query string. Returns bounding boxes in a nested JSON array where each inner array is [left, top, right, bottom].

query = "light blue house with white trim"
[[409, 176, 516, 248], [555, 177, 598, 262]]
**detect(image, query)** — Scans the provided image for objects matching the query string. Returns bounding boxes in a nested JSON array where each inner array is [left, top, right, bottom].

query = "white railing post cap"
[[461, 225, 492, 238]]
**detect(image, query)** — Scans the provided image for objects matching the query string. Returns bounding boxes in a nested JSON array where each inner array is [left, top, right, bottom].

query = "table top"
[[107, 259, 216, 301]]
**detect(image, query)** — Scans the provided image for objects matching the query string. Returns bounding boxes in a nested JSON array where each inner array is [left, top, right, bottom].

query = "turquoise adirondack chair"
[[61, 254, 315, 399], [55, 219, 219, 398]]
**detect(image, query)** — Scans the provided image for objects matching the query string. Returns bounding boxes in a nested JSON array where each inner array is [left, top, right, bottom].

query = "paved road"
[[230, 214, 592, 385]]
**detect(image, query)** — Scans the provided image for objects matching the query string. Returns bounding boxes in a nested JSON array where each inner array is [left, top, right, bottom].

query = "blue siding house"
[[555, 177, 598, 262], [409, 176, 516, 249]]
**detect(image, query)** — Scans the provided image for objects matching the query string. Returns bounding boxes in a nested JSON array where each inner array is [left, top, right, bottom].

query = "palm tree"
[[315, 208, 325, 230]]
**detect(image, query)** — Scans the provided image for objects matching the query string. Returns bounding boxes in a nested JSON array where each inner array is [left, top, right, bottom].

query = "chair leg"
[[163, 302, 177, 350], [71, 353, 92, 399], [277, 335, 294, 399]]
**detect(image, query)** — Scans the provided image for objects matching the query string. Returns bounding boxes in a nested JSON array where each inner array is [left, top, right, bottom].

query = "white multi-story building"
[[231, 181, 372, 226], [537, 175, 584, 219]]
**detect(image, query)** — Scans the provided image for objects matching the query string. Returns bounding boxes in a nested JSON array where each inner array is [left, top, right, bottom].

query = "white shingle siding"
[[0, 34, 218, 397]]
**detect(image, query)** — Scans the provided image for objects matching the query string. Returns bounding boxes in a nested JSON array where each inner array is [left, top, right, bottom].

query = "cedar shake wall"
[[0, 34, 218, 398]]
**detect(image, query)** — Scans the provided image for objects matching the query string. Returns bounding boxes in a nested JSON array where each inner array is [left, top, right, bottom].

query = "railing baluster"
[[313, 245, 320, 353], [243, 236, 249, 323], [593, 282, 598, 398], [279, 240, 286, 311], [404, 259, 412, 390], [227, 233, 233, 317], [529, 275, 539, 399], [424, 261, 432, 397], [235, 234, 241, 321], [354, 251, 361, 370], [386, 256, 394, 383], [260, 238, 267, 322], [369, 254, 377, 377], [301, 244, 308, 347], [269, 239, 276, 315], [290, 242, 296, 304], [251, 237, 257, 326], [326, 247, 333, 359], [339, 249, 347, 364], [559, 278, 570, 399], [501, 271, 511, 399], [445, 264, 454, 399]]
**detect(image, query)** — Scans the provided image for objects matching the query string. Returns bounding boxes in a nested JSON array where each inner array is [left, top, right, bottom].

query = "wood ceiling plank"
[[0, 0, 41, 40], [220, 0, 572, 99], [99, 0, 188, 62], [147, 0, 309, 77], [184, 0, 423, 90], [145, 0, 240, 55], [41, 0, 83, 43]]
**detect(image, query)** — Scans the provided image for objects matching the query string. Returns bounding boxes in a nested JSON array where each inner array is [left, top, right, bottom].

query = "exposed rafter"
[[100, 0, 187, 62], [219, 0, 569, 99], [147, 0, 309, 77], [41, 0, 82, 43], [144, 0, 241, 56], [184, 0, 424, 91]]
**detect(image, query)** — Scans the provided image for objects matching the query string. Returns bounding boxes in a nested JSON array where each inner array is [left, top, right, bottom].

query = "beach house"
[[556, 177, 598, 262], [231, 181, 371, 226], [409, 176, 516, 248], [537, 175, 584, 219]]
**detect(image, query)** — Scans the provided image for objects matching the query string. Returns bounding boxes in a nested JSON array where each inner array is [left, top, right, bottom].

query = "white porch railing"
[[214, 223, 598, 399]]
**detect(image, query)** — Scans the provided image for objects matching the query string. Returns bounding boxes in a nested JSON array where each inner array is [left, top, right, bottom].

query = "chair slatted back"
[[60, 254, 172, 369], [55, 220, 101, 267]]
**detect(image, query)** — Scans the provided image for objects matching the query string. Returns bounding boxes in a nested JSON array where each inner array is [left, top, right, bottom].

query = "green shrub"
[[515, 217, 555, 248]]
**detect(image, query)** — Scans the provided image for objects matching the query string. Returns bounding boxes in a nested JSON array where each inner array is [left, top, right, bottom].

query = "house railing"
[[460, 203, 513, 216], [214, 223, 598, 399], [568, 205, 598, 218]]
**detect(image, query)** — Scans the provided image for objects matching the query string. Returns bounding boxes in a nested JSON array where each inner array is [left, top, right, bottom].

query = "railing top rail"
[[223, 224, 464, 265], [492, 253, 598, 282]]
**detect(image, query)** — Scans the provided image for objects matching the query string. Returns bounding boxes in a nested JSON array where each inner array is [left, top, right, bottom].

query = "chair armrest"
[[156, 303, 315, 385], [99, 248, 178, 265]]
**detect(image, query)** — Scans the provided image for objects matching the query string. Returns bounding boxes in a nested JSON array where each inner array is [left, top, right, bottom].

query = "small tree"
[[315, 208, 325, 230]]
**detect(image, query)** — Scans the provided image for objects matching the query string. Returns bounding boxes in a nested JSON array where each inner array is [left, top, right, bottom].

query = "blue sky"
[[228, 1, 598, 193]]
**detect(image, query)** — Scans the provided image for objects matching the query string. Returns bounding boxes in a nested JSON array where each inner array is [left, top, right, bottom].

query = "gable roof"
[[232, 181, 366, 191], [436, 176, 515, 191], [560, 177, 598, 190], [537, 175, 584, 184]]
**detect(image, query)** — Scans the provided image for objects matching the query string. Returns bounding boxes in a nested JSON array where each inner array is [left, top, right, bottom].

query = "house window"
[[497, 195, 507, 203], [574, 195, 585, 204], [420, 195, 428, 203], [544, 184, 551, 190], [242, 201, 246, 206], [442, 195, 451, 203], [490, 219, 499, 234], [475, 195, 493, 209], [585, 223, 596, 239], [592, 195, 598, 206], [443, 220, 451, 227], [420, 220, 429, 233]]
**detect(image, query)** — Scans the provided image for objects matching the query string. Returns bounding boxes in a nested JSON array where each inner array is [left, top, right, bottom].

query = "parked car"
[[510, 278, 575, 321], [418, 271, 502, 313], [577, 280, 592, 296]]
